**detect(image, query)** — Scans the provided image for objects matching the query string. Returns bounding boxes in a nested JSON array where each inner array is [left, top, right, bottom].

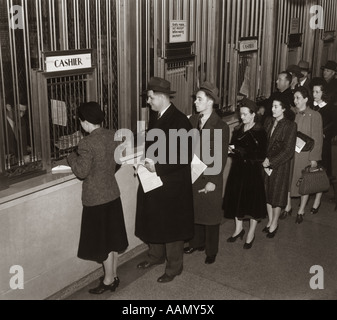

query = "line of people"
[[65, 61, 337, 294]]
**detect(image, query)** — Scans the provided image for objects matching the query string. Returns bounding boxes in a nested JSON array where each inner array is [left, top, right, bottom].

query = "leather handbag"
[[297, 131, 314, 152], [297, 165, 330, 195]]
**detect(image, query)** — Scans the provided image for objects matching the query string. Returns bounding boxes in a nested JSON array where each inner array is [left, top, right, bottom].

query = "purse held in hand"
[[297, 165, 330, 195]]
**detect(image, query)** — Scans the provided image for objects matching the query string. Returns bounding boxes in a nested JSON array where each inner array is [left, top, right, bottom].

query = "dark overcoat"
[[316, 102, 337, 177], [264, 117, 297, 208], [135, 104, 194, 243], [223, 123, 268, 220], [189, 111, 229, 225]]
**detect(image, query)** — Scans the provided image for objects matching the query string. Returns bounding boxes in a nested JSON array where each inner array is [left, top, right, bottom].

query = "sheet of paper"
[[264, 167, 273, 176], [136, 164, 163, 193], [295, 136, 306, 153], [191, 154, 208, 184], [51, 99, 68, 127], [51, 165, 72, 174]]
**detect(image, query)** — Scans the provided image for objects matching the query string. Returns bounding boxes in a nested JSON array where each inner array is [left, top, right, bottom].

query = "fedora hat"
[[197, 81, 220, 104], [298, 60, 310, 73], [286, 65, 304, 78], [321, 60, 337, 72], [78, 101, 105, 124], [144, 77, 176, 95]]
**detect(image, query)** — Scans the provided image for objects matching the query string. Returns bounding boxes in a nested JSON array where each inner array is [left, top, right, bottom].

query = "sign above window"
[[238, 38, 258, 53], [43, 50, 92, 72], [169, 20, 188, 43]]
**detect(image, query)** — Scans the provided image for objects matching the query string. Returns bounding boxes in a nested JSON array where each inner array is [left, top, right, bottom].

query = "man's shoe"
[[184, 246, 205, 254], [205, 255, 216, 264], [157, 272, 181, 283], [137, 260, 163, 269]]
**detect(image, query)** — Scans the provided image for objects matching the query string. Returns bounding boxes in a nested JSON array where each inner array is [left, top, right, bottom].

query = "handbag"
[[297, 131, 314, 152], [297, 165, 330, 195]]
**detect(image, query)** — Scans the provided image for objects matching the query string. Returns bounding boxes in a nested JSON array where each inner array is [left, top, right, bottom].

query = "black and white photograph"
[[1, 0, 337, 305]]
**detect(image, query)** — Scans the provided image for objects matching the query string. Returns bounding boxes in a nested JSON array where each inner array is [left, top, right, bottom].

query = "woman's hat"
[[196, 81, 220, 104], [143, 77, 176, 94], [78, 101, 105, 124], [240, 98, 257, 113], [321, 60, 337, 72], [298, 60, 311, 73]]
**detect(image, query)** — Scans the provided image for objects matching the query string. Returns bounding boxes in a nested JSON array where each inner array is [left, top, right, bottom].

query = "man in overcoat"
[[184, 82, 229, 264], [135, 77, 194, 283]]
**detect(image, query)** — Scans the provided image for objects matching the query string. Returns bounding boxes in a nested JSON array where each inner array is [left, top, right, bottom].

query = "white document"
[[136, 163, 163, 193], [52, 165, 72, 174], [191, 154, 208, 184], [264, 167, 273, 176], [295, 136, 306, 153], [51, 99, 68, 126]]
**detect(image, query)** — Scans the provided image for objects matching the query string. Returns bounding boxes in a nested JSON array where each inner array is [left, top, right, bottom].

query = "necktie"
[[198, 113, 204, 131]]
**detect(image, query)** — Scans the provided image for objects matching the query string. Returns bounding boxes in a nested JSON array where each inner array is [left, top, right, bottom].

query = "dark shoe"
[[243, 237, 255, 249], [184, 246, 205, 254], [89, 277, 119, 294], [280, 208, 292, 220], [295, 214, 304, 224], [227, 229, 245, 242], [157, 272, 181, 283], [266, 226, 279, 238], [137, 260, 163, 269], [205, 255, 216, 264], [310, 204, 321, 214], [262, 226, 270, 233]]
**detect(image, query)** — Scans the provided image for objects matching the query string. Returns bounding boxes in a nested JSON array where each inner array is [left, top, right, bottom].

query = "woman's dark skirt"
[[77, 197, 129, 263]]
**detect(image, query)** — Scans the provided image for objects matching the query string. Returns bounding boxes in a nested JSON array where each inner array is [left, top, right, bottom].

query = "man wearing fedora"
[[321, 60, 337, 105], [135, 77, 194, 283], [286, 64, 304, 92], [184, 82, 229, 264], [297, 60, 312, 94]]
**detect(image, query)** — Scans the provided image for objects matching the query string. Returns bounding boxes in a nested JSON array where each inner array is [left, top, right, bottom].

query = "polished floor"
[[65, 189, 337, 301], [65, 143, 337, 301]]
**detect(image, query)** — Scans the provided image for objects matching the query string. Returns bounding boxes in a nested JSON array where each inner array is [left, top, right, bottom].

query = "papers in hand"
[[295, 136, 306, 153], [191, 154, 208, 184], [52, 165, 72, 174], [264, 167, 273, 176], [134, 160, 163, 193]]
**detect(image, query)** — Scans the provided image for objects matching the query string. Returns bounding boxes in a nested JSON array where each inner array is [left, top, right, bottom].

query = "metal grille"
[[0, 0, 119, 181], [47, 75, 87, 161]]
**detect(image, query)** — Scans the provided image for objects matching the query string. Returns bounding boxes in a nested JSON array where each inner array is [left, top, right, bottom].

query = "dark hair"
[[272, 96, 295, 121], [311, 77, 330, 103], [279, 71, 292, 84], [294, 86, 313, 107]]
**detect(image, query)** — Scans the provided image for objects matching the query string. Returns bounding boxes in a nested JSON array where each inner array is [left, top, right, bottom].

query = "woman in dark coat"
[[310, 77, 337, 213], [223, 98, 268, 249], [67, 102, 128, 294], [262, 95, 297, 238], [289, 87, 323, 224]]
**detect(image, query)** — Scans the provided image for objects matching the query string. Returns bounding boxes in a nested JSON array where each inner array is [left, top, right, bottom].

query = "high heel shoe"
[[279, 208, 292, 220], [243, 236, 255, 249], [310, 203, 321, 214], [295, 214, 304, 224], [89, 277, 120, 294], [227, 229, 245, 243], [266, 226, 278, 238], [262, 226, 270, 233]]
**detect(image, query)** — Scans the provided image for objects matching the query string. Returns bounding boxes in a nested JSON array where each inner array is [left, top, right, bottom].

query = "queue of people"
[[65, 58, 337, 294]]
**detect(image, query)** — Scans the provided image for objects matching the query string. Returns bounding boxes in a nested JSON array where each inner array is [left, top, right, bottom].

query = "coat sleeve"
[[309, 112, 323, 161], [269, 121, 297, 169], [67, 139, 93, 179]]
